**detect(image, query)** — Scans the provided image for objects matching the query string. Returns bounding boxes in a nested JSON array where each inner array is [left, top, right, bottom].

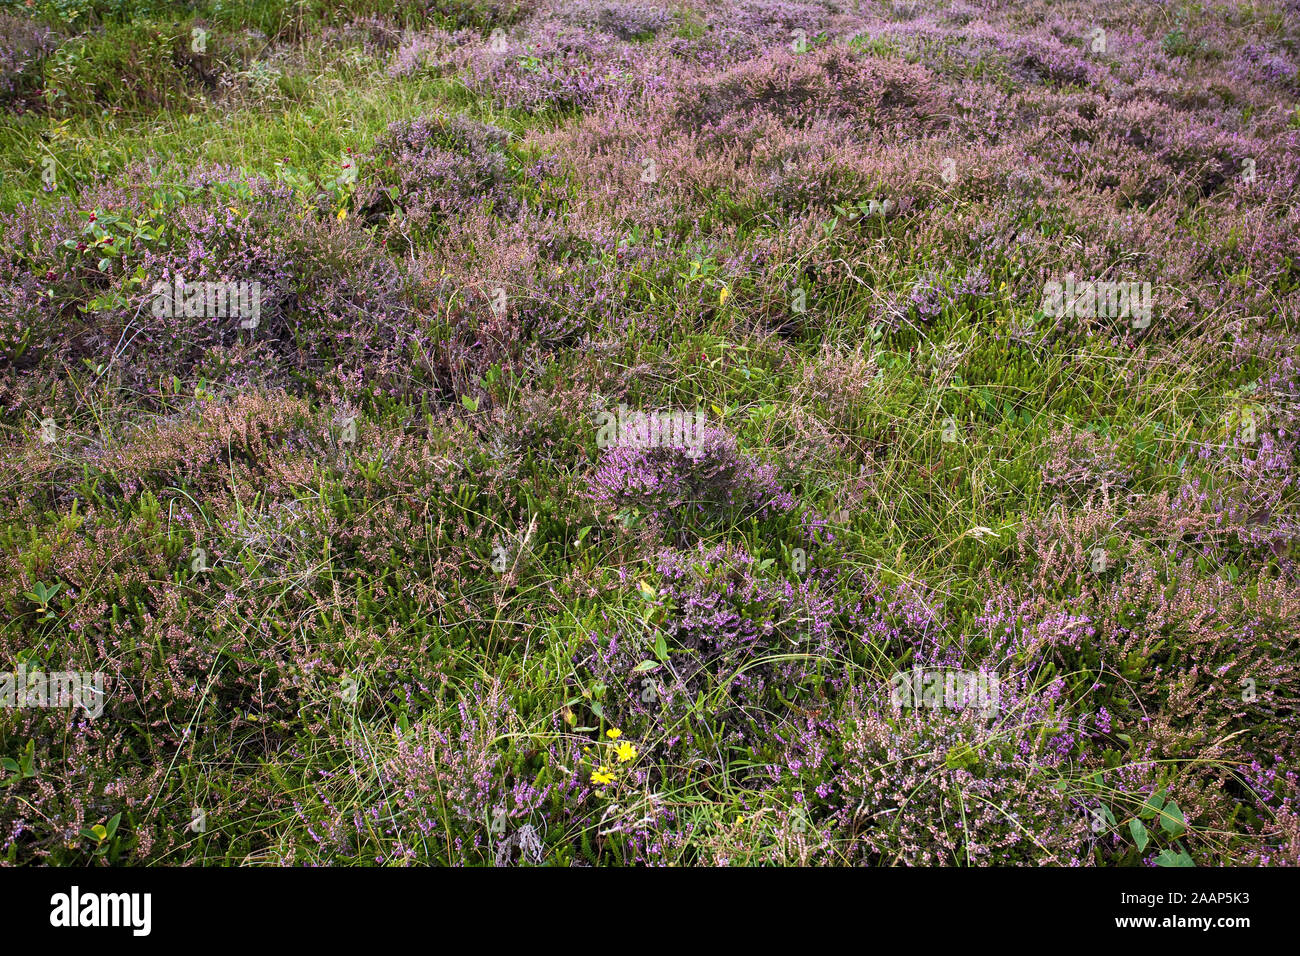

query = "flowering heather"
[[817, 676, 1093, 865], [565, 2, 676, 41], [362, 113, 523, 231], [1040, 424, 1130, 500], [669, 46, 947, 144], [0, 11, 59, 106], [387, 27, 470, 77], [587, 424, 796, 525], [431, 16, 664, 114], [0, 0, 1298, 875]]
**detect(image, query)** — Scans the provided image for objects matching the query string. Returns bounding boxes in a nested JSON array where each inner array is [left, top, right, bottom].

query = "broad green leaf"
[[1159, 801, 1186, 837], [1155, 848, 1194, 867], [1129, 818, 1149, 852], [1140, 789, 1166, 820]]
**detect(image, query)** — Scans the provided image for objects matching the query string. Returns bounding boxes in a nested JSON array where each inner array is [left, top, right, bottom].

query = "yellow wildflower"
[[606, 728, 622, 740], [614, 741, 637, 763], [719, 285, 729, 306], [591, 769, 615, 785]]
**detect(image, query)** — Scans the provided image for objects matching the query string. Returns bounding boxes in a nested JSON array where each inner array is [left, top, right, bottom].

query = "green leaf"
[[90, 824, 107, 842], [654, 631, 668, 662], [1159, 801, 1186, 837], [1139, 789, 1166, 820], [1129, 818, 1149, 852], [632, 660, 658, 673], [1155, 848, 1194, 867], [459, 394, 479, 412]]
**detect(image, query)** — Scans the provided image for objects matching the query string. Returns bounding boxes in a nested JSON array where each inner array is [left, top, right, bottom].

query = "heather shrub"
[[671, 46, 946, 143], [1230, 42, 1298, 91], [1040, 424, 1130, 501], [318, 15, 403, 56], [386, 26, 467, 77], [565, 2, 675, 41], [0, 381, 558, 863], [422, 15, 666, 115], [406, 198, 641, 379], [2, 0, 1299, 871], [446, 234, 627, 346], [727, 0, 855, 40], [424, 0, 538, 32], [1000, 29, 1098, 89], [359, 113, 524, 234], [1243, 805, 1300, 867], [572, 542, 838, 773], [821, 678, 1092, 865], [302, 685, 553, 865], [0, 11, 60, 108], [1, 164, 441, 401], [586, 424, 796, 527]]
